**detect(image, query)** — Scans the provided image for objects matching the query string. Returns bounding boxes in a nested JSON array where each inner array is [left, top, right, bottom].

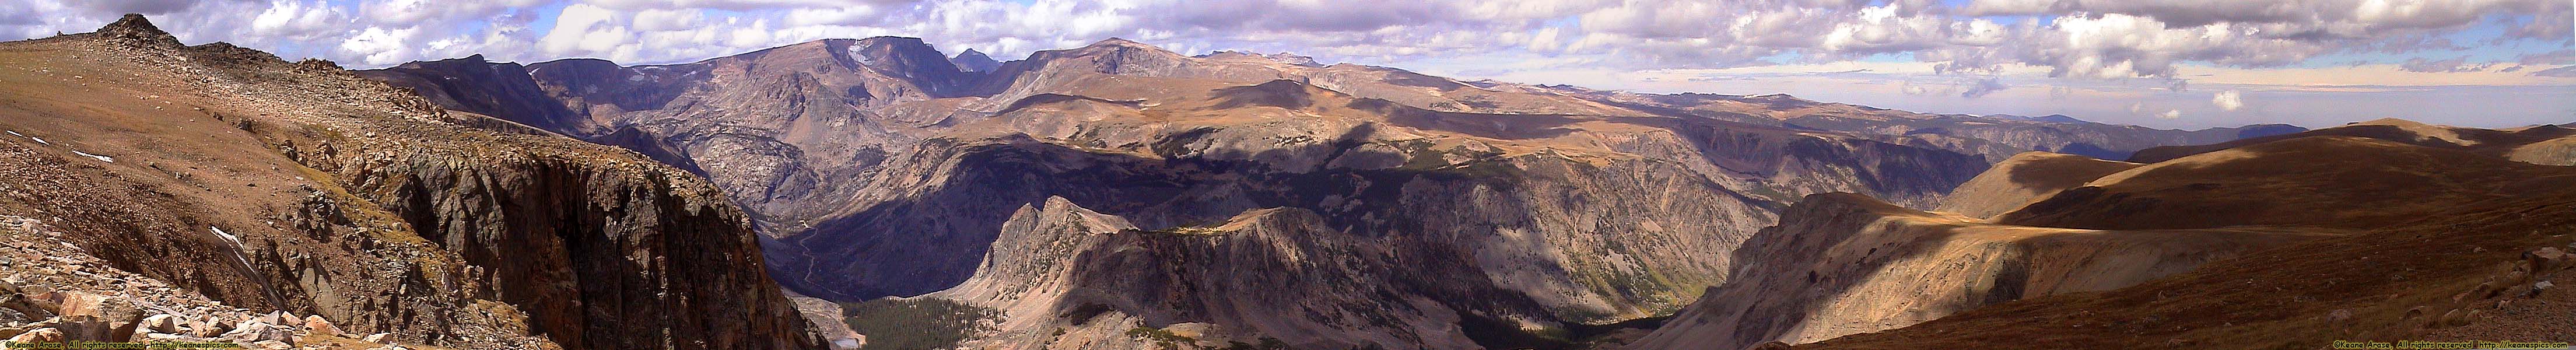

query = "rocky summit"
[[0, 15, 814, 350]]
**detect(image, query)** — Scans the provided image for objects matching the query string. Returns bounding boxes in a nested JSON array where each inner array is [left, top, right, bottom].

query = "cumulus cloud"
[[2212, 90, 2243, 111], [0, 0, 2565, 83], [2159, 109, 2182, 119]]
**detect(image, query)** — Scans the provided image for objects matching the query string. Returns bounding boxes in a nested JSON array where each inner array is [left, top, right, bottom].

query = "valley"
[[0, 10, 2564, 350]]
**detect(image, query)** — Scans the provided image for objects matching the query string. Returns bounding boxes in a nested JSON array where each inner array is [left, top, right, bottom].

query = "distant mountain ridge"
[[360, 36, 2306, 349]]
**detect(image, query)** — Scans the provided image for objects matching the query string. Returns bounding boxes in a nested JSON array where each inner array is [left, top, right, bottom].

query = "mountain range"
[[354, 30, 2335, 349], [5, 13, 2567, 350]]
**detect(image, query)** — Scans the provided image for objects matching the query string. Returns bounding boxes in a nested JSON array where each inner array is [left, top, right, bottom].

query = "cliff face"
[[0, 15, 812, 350], [921, 198, 1527, 349]]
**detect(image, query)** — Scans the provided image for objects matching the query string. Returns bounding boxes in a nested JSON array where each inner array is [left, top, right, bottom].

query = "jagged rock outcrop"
[[0, 15, 815, 350], [1933, 152, 2142, 219], [919, 197, 1530, 349]]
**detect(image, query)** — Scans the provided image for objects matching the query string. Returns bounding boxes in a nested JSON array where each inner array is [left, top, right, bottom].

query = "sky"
[[1, 0, 2570, 130]]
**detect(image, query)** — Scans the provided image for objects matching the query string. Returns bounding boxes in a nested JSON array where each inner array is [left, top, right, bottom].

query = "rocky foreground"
[[5, 215, 447, 350], [0, 15, 815, 350]]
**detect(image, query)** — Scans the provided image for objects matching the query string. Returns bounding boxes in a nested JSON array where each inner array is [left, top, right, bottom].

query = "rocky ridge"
[[0, 15, 815, 350]]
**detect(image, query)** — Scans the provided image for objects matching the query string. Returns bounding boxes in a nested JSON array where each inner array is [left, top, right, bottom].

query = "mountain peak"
[[951, 48, 999, 72], [97, 13, 181, 48]]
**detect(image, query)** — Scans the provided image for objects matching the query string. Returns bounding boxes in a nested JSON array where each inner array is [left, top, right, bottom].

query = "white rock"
[[301, 315, 340, 336], [222, 321, 293, 344], [143, 314, 181, 333]]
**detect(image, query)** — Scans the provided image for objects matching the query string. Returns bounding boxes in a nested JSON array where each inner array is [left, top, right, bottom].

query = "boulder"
[[360, 332, 390, 343], [188, 317, 225, 338], [302, 315, 341, 336], [51, 292, 143, 341], [2528, 247, 2567, 272], [250, 311, 296, 327], [2437, 309, 2475, 327], [0, 285, 58, 321], [142, 314, 180, 333], [8, 327, 62, 344], [222, 321, 293, 345], [51, 315, 118, 342]]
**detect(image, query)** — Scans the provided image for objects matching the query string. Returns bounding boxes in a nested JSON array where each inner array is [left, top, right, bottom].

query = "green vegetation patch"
[[1124, 327, 1198, 349], [842, 298, 1000, 350]]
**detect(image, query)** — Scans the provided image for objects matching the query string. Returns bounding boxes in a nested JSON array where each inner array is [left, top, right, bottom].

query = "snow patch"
[[212, 226, 258, 272], [31, 137, 46, 145], [849, 46, 877, 67], [212, 226, 241, 245], [71, 150, 112, 163]]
